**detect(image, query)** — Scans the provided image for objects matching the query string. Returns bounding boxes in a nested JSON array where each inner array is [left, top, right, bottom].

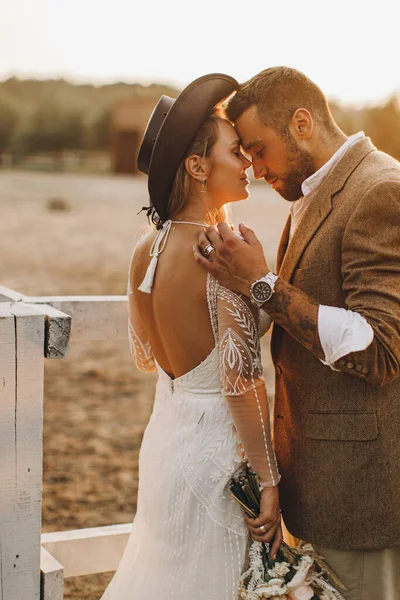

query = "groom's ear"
[[184, 154, 210, 182], [289, 108, 313, 141]]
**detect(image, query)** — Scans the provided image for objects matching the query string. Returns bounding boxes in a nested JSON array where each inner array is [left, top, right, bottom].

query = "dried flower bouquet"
[[230, 464, 347, 600]]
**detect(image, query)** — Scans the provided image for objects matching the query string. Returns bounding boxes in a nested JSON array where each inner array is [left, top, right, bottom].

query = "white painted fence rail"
[[41, 523, 132, 578], [0, 286, 130, 600]]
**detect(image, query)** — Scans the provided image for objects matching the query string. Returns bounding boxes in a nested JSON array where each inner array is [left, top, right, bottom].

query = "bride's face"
[[207, 119, 252, 206]]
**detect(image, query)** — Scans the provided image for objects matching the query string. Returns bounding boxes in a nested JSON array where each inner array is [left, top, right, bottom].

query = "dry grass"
[[0, 170, 288, 599]]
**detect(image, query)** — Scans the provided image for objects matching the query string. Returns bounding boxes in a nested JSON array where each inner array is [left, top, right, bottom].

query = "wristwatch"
[[250, 272, 279, 308]]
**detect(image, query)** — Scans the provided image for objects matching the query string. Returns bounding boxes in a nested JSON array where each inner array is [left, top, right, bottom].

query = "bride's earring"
[[201, 178, 207, 193]]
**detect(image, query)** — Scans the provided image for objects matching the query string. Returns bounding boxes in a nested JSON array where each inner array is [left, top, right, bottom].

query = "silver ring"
[[259, 525, 266, 534], [203, 243, 215, 258]]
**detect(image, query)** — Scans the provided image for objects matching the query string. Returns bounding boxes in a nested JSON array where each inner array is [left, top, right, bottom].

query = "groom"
[[194, 67, 400, 599]]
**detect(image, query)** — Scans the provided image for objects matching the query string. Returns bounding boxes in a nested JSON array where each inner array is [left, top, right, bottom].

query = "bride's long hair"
[[167, 111, 228, 225]]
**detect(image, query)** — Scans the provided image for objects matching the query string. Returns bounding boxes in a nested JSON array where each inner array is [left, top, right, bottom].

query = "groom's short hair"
[[226, 66, 335, 137]]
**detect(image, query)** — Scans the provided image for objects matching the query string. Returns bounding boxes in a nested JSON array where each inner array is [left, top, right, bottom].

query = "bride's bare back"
[[130, 223, 215, 379], [128, 216, 281, 503]]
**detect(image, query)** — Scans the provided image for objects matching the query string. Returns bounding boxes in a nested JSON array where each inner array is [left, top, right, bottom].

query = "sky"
[[1, 0, 399, 107]]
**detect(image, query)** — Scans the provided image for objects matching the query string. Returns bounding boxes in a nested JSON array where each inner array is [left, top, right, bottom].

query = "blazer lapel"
[[276, 214, 291, 273], [279, 192, 332, 282], [278, 137, 377, 283]]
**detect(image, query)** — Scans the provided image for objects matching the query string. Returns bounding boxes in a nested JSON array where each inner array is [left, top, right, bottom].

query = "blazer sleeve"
[[332, 180, 400, 386]]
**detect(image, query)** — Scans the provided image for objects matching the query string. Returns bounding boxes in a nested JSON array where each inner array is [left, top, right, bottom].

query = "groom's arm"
[[194, 202, 400, 386], [256, 275, 325, 360], [193, 223, 325, 360]]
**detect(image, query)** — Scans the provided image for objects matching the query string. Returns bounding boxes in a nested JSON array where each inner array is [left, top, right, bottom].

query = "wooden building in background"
[[111, 96, 161, 175]]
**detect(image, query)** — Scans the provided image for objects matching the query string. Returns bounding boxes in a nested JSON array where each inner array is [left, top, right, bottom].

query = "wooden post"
[[0, 289, 129, 597], [0, 302, 45, 600], [40, 548, 63, 600]]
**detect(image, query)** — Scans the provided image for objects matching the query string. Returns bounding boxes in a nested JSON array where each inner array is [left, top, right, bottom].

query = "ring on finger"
[[203, 243, 215, 258], [259, 525, 266, 534]]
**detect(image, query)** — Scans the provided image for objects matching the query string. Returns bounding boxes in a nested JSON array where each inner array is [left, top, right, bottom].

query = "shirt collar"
[[301, 131, 365, 197]]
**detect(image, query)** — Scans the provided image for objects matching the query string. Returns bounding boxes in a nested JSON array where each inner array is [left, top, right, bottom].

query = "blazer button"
[[362, 367, 369, 375], [355, 364, 363, 372], [276, 365, 283, 375], [346, 362, 354, 369], [339, 358, 346, 366]]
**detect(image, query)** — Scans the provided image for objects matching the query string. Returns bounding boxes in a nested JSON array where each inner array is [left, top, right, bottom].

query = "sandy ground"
[[0, 170, 289, 599]]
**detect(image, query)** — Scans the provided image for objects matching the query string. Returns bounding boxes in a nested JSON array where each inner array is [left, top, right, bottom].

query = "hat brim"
[[138, 73, 238, 222]]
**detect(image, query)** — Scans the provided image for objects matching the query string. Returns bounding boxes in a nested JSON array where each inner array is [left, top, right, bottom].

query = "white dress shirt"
[[288, 132, 374, 369]]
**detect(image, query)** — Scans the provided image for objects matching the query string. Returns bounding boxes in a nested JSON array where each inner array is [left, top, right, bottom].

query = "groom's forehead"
[[240, 138, 263, 152], [234, 126, 262, 151], [234, 108, 264, 149]]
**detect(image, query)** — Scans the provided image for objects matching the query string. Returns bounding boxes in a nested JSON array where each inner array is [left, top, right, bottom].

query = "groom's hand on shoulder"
[[193, 222, 269, 295]]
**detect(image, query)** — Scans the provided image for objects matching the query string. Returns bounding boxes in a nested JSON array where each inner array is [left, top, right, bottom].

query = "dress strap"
[[138, 219, 208, 294], [171, 220, 208, 227], [138, 220, 173, 293]]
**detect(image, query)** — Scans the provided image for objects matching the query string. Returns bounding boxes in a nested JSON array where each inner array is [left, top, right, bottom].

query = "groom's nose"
[[252, 160, 267, 180]]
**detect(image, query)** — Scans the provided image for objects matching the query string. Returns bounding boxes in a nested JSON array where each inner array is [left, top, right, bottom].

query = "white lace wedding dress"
[[101, 224, 280, 599]]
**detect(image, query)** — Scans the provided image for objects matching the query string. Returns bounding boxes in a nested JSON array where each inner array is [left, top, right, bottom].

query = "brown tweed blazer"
[[271, 137, 400, 550]]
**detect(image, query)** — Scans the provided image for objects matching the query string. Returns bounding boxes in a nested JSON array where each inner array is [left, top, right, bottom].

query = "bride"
[[101, 74, 282, 599]]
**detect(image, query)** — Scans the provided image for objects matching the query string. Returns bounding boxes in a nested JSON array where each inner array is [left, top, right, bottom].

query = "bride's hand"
[[244, 486, 282, 558]]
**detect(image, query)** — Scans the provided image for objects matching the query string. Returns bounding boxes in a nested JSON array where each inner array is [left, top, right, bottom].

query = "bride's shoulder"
[[128, 228, 157, 284], [131, 229, 157, 262]]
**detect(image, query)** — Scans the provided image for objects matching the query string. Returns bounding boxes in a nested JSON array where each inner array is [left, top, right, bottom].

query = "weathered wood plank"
[[2, 289, 128, 343], [40, 548, 63, 600], [0, 286, 25, 303], [41, 523, 132, 578], [0, 302, 12, 315], [1, 296, 72, 359], [0, 304, 16, 599], [0, 304, 44, 599], [23, 304, 71, 359], [27, 296, 128, 341]]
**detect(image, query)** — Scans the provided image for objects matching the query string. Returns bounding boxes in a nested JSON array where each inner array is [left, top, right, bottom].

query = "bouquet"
[[230, 464, 347, 600]]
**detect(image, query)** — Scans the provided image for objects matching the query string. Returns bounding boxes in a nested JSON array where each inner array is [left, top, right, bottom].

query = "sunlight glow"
[[1, 0, 399, 105]]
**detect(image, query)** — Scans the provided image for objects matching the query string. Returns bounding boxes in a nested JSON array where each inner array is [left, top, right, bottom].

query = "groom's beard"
[[276, 140, 316, 202]]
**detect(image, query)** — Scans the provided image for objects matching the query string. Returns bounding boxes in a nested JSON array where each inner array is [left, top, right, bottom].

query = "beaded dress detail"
[[101, 221, 280, 599]]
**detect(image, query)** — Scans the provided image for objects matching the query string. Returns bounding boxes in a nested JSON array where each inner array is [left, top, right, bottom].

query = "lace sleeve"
[[127, 273, 156, 374], [216, 284, 280, 486]]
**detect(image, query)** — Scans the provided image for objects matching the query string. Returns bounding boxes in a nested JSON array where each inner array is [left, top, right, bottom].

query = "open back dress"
[[101, 220, 280, 599]]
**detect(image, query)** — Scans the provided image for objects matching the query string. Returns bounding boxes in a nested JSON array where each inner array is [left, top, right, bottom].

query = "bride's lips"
[[240, 175, 250, 184]]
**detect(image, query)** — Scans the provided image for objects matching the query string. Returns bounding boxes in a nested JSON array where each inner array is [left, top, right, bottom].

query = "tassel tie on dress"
[[138, 218, 209, 294], [138, 220, 173, 293]]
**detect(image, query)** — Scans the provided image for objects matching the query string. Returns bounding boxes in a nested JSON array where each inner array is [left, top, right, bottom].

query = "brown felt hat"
[[137, 73, 238, 223]]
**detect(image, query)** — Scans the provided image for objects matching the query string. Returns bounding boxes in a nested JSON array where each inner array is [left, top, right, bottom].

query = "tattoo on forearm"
[[265, 279, 324, 359]]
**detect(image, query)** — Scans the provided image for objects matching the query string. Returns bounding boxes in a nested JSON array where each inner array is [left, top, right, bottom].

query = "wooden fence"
[[0, 285, 133, 600]]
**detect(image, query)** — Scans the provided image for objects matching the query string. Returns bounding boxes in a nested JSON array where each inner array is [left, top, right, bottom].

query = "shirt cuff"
[[318, 305, 374, 370]]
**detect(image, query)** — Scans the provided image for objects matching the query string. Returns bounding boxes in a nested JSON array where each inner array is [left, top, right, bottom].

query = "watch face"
[[253, 281, 273, 303]]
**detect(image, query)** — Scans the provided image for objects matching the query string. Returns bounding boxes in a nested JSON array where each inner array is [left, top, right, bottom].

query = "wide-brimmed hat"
[[137, 73, 238, 223]]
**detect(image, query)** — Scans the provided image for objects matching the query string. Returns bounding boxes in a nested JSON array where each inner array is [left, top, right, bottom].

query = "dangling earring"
[[201, 178, 207, 193]]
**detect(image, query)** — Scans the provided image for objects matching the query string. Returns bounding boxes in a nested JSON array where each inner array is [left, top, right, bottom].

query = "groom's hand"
[[195, 222, 326, 362], [193, 222, 269, 296]]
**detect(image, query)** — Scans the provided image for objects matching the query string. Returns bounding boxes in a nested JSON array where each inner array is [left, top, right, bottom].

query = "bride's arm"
[[217, 285, 282, 555], [127, 260, 156, 373]]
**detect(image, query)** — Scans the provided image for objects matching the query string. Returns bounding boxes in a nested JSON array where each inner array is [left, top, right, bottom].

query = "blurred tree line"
[[329, 97, 400, 160], [0, 78, 178, 165], [0, 77, 399, 164]]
